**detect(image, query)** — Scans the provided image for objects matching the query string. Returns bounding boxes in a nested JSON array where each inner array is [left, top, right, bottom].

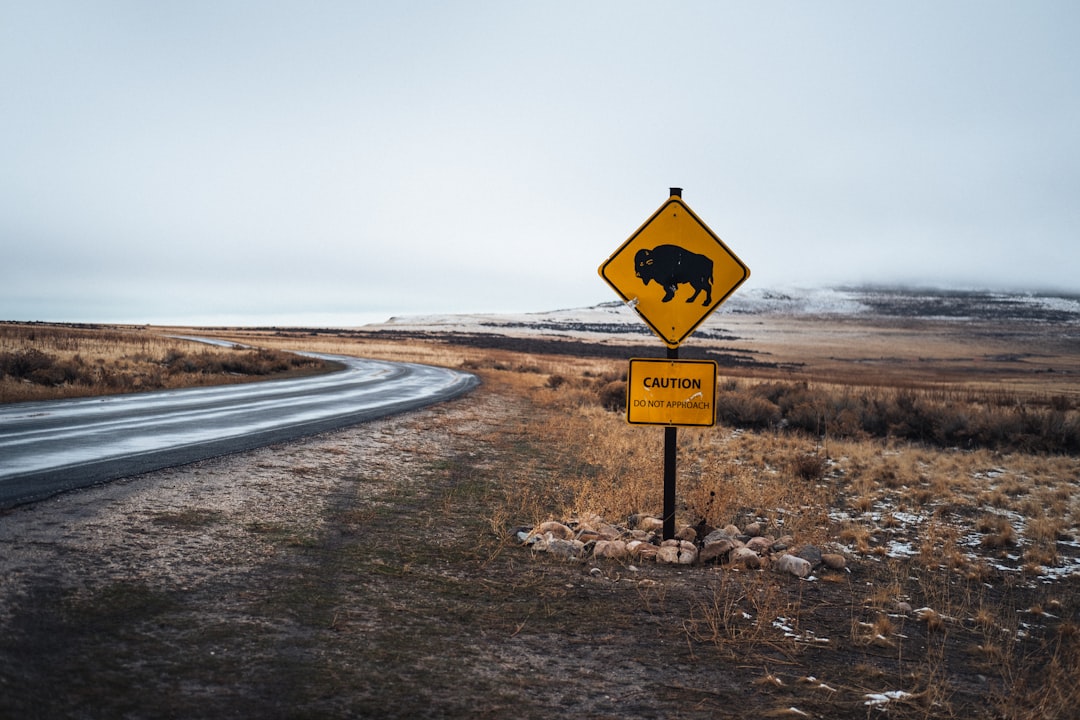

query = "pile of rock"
[[515, 514, 848, 578]]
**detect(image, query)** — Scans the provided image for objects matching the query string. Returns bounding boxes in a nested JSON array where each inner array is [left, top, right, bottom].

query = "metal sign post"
[[663, 346, 679, 540], [599, 188, 749, 540]]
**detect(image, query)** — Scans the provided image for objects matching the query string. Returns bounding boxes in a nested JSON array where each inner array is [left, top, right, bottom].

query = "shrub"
[[714, 391, 780, 429], [163, 348, 187, 366], [1, 348, 56, 378], [790, 453, 828, 482], [705, 379, 1080, 454], [598, 380, 626, 412]]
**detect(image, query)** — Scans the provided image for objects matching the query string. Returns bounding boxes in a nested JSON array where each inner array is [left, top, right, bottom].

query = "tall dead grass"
[[715, 377, 1080, 454], [464, 351, 1079, 717], [0, 323, 330, 403]]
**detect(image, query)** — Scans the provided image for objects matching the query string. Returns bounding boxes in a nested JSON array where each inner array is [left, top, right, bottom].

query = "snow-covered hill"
[[724, 287, 1080, 322], [371, 287, 1080, 337]]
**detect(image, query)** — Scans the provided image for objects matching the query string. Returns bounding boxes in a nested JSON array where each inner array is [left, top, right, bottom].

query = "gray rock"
[[575, 529, 602, 543], [794, 544, 823, 567], [545, 538, 586, 560], [702, 529, 735, 546], [593, 539, 629, 560], [534, 521, 575, 541], [656, 539, 697, 564], [699, 540, 734, 564], [730, 546, 762, 569], [627, 540, 658, 560], [628, 514, 664, 532], [637, 516, 664, 533], [776, 553, 812, 578], [746, 535, 774, 553], [675, 525, 697, 543]]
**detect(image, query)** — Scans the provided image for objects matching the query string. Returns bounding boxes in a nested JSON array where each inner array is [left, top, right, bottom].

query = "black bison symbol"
[[634, 244, 713, 306]]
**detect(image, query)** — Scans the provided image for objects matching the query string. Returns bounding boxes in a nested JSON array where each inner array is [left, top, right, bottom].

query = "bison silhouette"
[[634, 244, 713, 306]]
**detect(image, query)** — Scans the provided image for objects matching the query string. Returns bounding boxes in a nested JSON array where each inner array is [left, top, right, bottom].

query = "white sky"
[[3, 2, 1078, 325]]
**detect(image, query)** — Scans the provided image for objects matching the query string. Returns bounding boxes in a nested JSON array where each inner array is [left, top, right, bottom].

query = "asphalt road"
[[0, 353, 478, 508]]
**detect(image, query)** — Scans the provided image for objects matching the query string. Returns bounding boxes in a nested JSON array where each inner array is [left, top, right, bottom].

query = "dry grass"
[[0, 322, 333, 402], [471, 342, 1077, 718], [4, 316, 1079, 718], [208, 323, 1080, 716]]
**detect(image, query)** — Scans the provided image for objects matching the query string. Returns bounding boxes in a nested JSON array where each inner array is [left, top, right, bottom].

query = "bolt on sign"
[[626, 358, 717, 427], [598, 193, 750, 348]]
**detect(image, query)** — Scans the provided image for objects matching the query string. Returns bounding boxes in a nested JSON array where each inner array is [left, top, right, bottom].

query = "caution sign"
[[599, 194, 749, 348], [626, 358, 717, 426]]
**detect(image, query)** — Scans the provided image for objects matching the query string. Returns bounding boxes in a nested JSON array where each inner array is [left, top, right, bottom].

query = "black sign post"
[[663, 345, 679, 540], [599, 188, 749, 540]]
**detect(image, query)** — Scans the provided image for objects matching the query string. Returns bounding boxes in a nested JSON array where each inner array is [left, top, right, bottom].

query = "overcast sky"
[[3, 2, 1078, 325]]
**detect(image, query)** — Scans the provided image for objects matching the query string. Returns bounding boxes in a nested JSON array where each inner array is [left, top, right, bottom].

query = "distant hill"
[[375, 287, 1080, 336], [722, 287, 1080, 323]]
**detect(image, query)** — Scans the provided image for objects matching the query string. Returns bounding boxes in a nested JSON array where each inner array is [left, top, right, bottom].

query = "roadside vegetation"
[[712, 378, 1080, 454], [0, 322, 336, 403], [224, 327, 1080, 718], [1, 321, 1077, 718], [479, 352, 1077, 718]]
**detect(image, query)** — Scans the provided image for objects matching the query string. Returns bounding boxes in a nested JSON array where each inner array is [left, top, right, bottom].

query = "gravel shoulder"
[[0, 380, 506, 715]]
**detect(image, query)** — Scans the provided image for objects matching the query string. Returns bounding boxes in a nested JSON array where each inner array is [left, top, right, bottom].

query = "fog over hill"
[[375, 287, 1080, 336]]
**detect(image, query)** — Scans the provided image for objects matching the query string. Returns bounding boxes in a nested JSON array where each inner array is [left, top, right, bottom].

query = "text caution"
[[626, 358, 717, 427]]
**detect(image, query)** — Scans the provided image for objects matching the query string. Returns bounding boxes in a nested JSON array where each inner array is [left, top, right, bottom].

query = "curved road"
[[0, 353, 479, 508]]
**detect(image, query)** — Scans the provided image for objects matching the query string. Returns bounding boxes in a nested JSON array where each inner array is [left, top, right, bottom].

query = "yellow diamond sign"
[[599, 193, 749, 347]]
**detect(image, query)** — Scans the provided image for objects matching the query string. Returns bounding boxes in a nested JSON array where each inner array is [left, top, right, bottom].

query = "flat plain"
[[1, 294, 1078, 719]]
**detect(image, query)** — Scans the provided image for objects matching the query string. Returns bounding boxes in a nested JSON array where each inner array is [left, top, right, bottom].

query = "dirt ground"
[[0, 375, 1073, 719], [1, 311, 1078, 719]]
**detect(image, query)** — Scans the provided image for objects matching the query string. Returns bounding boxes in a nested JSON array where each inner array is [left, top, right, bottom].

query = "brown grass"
[[0, 322, 334, 403], [3, 315, 1079, 718], [195, 324, 1079, 716]]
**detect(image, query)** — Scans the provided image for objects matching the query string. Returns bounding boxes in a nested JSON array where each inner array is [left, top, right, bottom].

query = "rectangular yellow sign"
[[626, 358, 717, 426]]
